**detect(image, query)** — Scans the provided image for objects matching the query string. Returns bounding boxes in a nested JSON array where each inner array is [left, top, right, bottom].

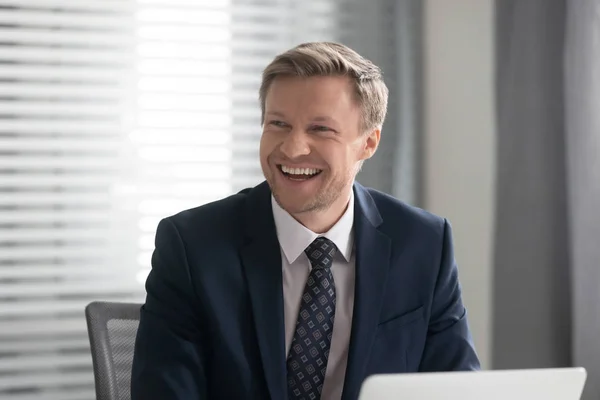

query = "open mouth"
[[278, 165, 323, 181]]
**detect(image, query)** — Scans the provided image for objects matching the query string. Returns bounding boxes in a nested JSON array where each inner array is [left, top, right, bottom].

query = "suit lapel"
[[239, 182, 391, 400], [342, 183, 392, 400], [240, 182, 287, 400]]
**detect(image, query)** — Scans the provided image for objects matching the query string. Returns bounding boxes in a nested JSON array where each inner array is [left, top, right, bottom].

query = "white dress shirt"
[[271, 192, 355, 400]]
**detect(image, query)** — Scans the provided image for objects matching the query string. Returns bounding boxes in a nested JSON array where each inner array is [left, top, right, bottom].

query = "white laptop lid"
[[358, 367, 587, 400]]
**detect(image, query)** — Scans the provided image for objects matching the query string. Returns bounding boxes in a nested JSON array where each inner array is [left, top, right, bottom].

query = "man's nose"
[[279, 129, 310, 159]]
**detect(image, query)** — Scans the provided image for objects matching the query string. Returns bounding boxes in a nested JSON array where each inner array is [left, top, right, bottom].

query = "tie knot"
[[304, 237, 337, 269]]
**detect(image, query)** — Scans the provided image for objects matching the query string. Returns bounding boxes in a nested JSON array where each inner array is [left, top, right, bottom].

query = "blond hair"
[[259, 41, 389, 132]]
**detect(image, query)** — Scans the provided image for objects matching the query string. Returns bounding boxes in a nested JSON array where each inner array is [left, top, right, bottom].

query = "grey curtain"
[[494, 0, 599, 398], [565, 0, 600, 398], [352, 0, 423, 205], [493, 0, 571, 368]]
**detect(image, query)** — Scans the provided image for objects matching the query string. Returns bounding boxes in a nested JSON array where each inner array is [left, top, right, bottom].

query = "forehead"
[[265, 75, 359, 115]]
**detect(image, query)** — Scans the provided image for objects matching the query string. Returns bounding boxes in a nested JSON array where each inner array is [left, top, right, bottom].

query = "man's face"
[[260, 75, 380, 217]]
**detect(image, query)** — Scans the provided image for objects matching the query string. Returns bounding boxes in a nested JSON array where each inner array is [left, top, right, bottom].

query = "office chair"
[[85, 301, 142, 400]]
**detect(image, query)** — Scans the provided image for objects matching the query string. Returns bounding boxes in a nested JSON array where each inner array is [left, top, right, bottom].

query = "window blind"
[[0, 1, 139, 399], [0, 0, 411, 399]]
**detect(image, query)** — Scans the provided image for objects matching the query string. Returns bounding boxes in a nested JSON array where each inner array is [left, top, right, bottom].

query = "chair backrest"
[[85, 301, 142, 400]]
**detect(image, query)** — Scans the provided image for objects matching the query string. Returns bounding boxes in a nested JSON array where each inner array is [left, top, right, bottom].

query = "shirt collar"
[[271, 191, 355, 264]]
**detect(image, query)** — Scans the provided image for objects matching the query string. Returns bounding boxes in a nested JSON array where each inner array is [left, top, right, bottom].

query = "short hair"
[[259, 41, 389, 132]]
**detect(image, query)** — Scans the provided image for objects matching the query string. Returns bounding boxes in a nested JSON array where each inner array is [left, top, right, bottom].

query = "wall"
[[422, 0, 496, 368]]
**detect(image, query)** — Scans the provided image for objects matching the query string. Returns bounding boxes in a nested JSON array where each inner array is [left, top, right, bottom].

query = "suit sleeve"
[[131, 217, 208, 399], [418, 219, 481, 372]]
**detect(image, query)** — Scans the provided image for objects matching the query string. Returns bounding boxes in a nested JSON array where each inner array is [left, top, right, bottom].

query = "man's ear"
[[360, 128, 381, 161]]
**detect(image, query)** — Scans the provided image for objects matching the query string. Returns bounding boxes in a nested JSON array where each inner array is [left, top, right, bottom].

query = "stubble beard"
[[268, 166, 351, 216]]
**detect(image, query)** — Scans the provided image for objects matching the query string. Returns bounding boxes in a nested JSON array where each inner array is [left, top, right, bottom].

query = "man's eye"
[[269, 120, 287, 127], [312, 125, 331, 132]]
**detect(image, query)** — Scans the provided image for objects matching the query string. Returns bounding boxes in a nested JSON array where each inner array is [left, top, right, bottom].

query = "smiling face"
[[260, 75, 380, 231]]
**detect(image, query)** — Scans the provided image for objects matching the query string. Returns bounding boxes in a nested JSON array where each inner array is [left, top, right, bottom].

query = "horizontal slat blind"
[[0, 0, 407, 399], [0, 2, 138, 400], [131, 0, 234, 292]]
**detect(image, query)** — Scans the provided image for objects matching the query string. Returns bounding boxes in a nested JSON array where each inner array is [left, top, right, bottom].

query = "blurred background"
[[0, 0, 598, 399]]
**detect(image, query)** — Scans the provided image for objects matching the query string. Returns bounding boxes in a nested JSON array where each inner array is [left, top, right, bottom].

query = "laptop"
[[358, 367, 587, 400]]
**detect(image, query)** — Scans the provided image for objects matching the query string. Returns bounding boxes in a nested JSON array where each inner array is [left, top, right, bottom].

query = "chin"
[[273, 191, 313, 214]]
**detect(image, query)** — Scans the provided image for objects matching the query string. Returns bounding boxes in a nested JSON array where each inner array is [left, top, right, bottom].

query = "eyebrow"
[[312, 116, 338, 125], [265, 111, 286, 118], [266, 112, 339, 126]]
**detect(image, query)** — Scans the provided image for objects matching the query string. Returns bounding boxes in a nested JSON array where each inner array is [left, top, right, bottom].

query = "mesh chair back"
[[85, 301, 142, 400]]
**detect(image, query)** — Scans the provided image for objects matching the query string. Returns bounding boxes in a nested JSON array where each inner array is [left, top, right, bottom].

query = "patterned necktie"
[[287, 237, 338, 400]]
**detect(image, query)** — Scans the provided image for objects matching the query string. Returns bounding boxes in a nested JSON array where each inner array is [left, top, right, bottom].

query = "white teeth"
[[281, 165, 321, 175]]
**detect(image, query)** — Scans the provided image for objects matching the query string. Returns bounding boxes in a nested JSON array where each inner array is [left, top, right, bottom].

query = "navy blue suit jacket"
[[131, 181, 480, 399]]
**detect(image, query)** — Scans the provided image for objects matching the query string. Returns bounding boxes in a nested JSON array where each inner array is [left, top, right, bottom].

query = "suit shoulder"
[[365, 187, 446, 237]]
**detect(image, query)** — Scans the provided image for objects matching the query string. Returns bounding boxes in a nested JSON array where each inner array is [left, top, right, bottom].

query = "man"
[[131, 41, 480, 400]]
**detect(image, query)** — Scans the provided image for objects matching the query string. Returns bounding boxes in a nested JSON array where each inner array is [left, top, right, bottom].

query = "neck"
[[294, 189, 352, 234]]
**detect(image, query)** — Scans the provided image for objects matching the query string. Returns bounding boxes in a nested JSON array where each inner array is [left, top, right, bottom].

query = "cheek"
[[260, 131, 281, 152], [320, 148, 349, 172], [329, 146, 362, 176], [350, 142, 367, 162], [259, 134, 273, 158]]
